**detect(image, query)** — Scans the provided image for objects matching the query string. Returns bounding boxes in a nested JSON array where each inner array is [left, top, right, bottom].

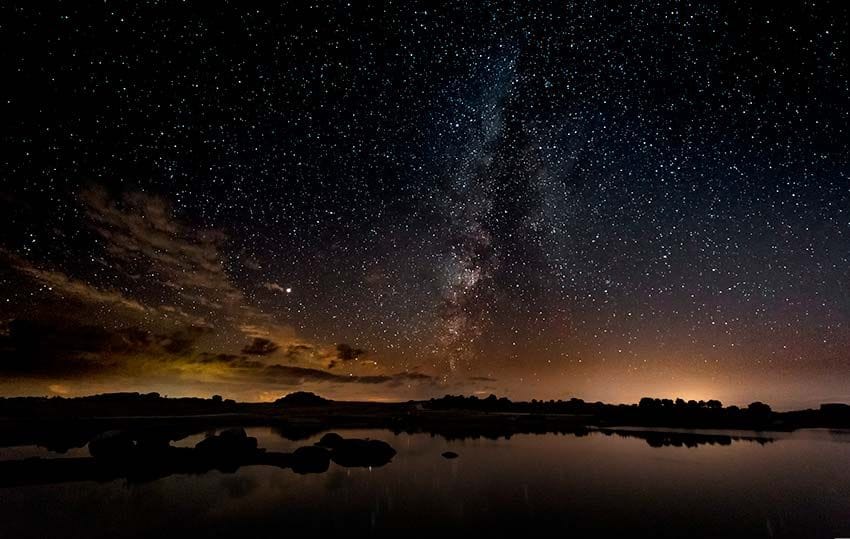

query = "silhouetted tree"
[[747, 401, 771, 414], [639, 397, 656, 409], [747, 401, 772, 422]]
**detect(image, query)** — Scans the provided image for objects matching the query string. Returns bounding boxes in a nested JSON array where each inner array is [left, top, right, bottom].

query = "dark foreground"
[[2, 424, 850, 538], [2, 393, 850, 537]]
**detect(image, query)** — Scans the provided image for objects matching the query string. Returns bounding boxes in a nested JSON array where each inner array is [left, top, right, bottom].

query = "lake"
[[1, 427, 849, 537]]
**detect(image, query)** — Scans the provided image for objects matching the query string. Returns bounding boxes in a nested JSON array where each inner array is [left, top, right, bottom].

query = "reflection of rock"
[[89, 428, 262, 465], [315, 432, 396, 468], [272, 424, 325, 441], [193, 428, 260, 473], [0, 429, 401, 487], [195, 428, 258, 458], [290, 446, 330, 474], [316, 432, 344, 448], [88, 430, 135, 460], [441, 451, 459, 459]]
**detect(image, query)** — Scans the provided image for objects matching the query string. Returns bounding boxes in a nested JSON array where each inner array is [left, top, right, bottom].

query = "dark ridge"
[[274, 391, 330, 406], [1, 392, 849, 452]]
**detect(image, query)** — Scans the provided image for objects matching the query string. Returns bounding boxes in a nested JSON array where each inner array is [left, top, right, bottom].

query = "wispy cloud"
[[263, 282, 288, 293], [5, 250, 211, 327], [0, 187, 436, 396], [81, 187, 242, 304], [26, 266, 146, 312], [7, 252, 148, 314], [80, 188, 298, 341]]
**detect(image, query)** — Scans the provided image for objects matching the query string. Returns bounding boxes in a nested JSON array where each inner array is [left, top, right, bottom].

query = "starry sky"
[[1, 2, 849, 408]]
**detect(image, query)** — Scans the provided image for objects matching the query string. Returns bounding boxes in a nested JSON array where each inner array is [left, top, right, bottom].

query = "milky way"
[[1, 2, 849, 407]]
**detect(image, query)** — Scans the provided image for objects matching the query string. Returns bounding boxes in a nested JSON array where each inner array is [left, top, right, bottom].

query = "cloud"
[[281, 344, 316, 362], [263, 282, 287, 293], [233, 330, 361, 369], [78, 188, 305, 350], [327, 343, 368, 369], [159, 326, 212, 355], [0, 189, 436, 395], [80, 187, 243, 309], [7, 254, 148, 314], [48, 384, 72, 395], [250, 363, 435, 387], [0, 317, 435, 391], [0, 319, 210, 377], [236, 323, 298, 342], [3, 247, 211, 329], [335, 343, 366, 361], [0, 320, 115, 377], [235, 324, 316, 364], [194, 352, 243, 364], [468, 376, 497, 382], [241, 337, 280, 356]]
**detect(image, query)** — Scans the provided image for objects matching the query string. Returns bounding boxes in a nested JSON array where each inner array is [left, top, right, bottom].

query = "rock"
[[329, 438, 396, 468], [314, 433, 396, 467], [315, 432, 344, 448], [219, 427, 250, 443], [195, 428, 257, 457], [290, 445, 330, 474], [441, 451, 459, 459]]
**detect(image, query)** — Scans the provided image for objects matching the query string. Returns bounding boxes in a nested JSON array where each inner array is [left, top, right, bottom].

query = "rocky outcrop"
[[195, 427, 258, 457], [315, 432, 396, 467]]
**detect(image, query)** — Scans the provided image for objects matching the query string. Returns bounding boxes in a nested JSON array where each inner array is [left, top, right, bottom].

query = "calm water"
[[1, 427, 850, 537]]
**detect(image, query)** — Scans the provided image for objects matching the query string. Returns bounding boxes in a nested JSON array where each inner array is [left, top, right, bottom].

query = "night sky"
[[2, 2, 849, 407]]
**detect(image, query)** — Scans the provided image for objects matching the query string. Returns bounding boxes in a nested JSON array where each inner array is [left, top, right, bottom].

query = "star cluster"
[[1, 2, 849, 406]]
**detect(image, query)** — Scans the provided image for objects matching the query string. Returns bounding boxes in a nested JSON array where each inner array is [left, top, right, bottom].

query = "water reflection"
[[597, 428, 773, 447], [0, 429, 397, 486], [0, 425, 784, 489], [0, 423, 777, 466], [1, 427, 850, 538]]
